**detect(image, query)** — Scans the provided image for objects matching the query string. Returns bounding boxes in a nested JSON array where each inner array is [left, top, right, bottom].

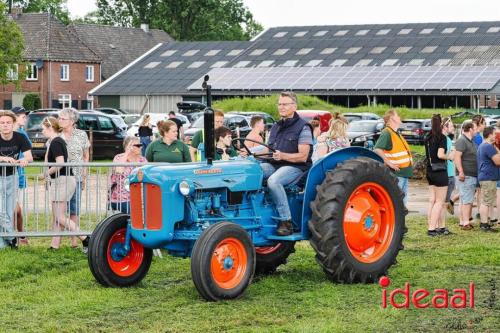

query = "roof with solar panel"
[[91, 21, 500, 96]]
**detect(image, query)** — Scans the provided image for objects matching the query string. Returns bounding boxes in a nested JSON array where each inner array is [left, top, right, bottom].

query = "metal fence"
[[0, 162, 148, 239]]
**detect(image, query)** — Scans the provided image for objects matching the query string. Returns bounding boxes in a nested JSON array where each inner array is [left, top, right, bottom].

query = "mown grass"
[[0, 216, 498, 333], [214, 95, 467, 121]]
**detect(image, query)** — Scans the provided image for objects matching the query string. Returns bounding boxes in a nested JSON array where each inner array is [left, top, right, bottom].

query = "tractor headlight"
[[179, 181, 192, 196]]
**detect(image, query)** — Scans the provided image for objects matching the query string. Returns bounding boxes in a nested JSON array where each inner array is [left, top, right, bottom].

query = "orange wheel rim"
[[343, 182, 395, 263], [107, 228, 145, 277], [255, 243, 282, 255], [211, 237, 248, 289]]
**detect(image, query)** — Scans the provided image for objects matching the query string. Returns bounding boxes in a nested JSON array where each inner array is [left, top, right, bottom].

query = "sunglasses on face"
[[132, 144, 143, 148]]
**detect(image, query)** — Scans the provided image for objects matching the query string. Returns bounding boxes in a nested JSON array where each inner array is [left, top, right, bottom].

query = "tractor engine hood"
[[130, 159, 264, 192]]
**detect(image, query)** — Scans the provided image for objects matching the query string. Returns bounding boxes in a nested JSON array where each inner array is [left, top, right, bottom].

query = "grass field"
[[0, 216, 498, 333]]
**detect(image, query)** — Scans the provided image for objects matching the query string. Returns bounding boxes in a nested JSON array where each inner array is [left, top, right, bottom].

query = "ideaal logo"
[[379, 276, 475, 309]]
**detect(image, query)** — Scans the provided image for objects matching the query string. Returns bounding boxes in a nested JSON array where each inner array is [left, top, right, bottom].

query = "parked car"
[[95, 107, 128, 116], [126, 113, 191, 138], [177, 101, 206, 122], [80, 109, 128, 131], [226, 111, 275, 131], [347, 120, 384, 147], [400, 119, 431, 144], [122, 114, 142, 127], [296, 110, 332, 132], [26, 111, 127, 160], [184, 113, 253, 144], [343, 112, 381, 123]]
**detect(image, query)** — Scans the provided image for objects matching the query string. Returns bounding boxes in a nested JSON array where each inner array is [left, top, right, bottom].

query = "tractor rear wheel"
[[88, 213, 153, 287], [191, 222, 255, 301], [308, 157, 405, 283], [255, 242, 295, 274]]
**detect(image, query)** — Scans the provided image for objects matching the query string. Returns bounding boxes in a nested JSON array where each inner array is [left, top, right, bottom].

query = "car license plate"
[[32, 142, 45, 148], [401, 130, 413, 136]]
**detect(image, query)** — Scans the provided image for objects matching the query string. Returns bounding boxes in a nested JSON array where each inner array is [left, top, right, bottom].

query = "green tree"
[[10, 0, 70, 24], [0, 2, 25, 85], [89, 0, 263, 41]]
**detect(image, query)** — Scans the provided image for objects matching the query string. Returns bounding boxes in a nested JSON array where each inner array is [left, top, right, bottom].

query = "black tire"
[[191, 222, 255, 301], [255, 242, 296, 274], [88, 213, 153, 287], [308, 157, 405, 283]]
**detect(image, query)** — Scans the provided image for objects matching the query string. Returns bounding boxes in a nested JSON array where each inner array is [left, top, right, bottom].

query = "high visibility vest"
[[383, 127, 413, 168]]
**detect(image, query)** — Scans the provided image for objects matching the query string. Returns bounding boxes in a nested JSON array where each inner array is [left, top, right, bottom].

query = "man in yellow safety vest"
[[374, 109, 413, 207]]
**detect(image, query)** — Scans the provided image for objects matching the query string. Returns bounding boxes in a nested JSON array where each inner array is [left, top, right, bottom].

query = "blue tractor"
[[88, 78, 406, 301]]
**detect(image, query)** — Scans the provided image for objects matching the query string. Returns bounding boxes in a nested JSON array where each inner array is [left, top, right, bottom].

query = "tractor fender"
[[301, 147, 383, 237]]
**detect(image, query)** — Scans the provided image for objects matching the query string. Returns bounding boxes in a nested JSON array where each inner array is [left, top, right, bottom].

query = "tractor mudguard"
[[300, 147, 383, 237]]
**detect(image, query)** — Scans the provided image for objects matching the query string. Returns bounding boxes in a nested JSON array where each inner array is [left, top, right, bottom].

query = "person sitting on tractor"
[[214, 126, 238, 161], [261, 91, 314, 236], [190, 109, 225, 161]]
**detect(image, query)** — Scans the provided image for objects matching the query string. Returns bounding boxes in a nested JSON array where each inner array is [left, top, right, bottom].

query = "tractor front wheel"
[[308, 157, 405, 283], [255, 242, 295, 274], [191, 222, 255, 301], [88, 213, 153, 287]]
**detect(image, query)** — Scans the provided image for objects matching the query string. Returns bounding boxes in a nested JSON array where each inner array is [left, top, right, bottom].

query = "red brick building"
[[1, 12, 101, 110]]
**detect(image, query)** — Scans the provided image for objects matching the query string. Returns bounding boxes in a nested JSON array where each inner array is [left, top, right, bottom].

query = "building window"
[[355, 59, 373, 66], [330, 59, 347, 66], [227, 49, 243, 56], [144, 61, 160, 69], [381, 59, 398, 66], [376, 29, 391, 35], [166, 61, 183, 68], [60, 64, 69, 81], [464, 27, 479, 34], [294, 31, 308, 37], [26, 63, 38, 81], [273, 49, 289, 56], [273, 31, 287, 38], [281, 60, 298, 67], [345, 47, 362, 54], [448, 46, 464, 53], [421, 46, 437, 53], [257, 60, 274, 67], [85, 65, 94, 82], [487, 27, 500, 33], [442, 27, 456, 34], [398, 28, 413, 35], [250, 49, 266, 56], [188, 61, 206, 68], [320, 48, 337, 55], [314, 30, 328, 37], [395, 46, 412, 54], [234, 61, 251, 68], [183, 50, 200, 56], [304, 59, 322, 67], [58, 94, 71, 108], [419, 28, 434, 34], [86, 94, 94, 109], [434, 59, 451, 66], [370, 47, 387, 54], [334, 30, 349, 36], [408, 59, 425, 66], [205, 50, 220, 56], [475, 46, 490, 52], [7, 64, 18, 80], [356, 29, 370, 36], [462, 59, 477, 65], [161, 50, 177, 57], [296, 48, 313, 55], [210, 61, 228, 68]]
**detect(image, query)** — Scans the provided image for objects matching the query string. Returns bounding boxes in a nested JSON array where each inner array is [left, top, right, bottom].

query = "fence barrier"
[[0, 162, 151, 240]]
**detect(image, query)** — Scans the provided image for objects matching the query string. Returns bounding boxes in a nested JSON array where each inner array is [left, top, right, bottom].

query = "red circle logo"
[[379, 276, 391, 287]]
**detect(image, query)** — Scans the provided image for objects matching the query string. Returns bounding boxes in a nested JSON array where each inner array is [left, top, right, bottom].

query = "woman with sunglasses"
[[41, 117, 89, 250], [109, 136, 147, 214]]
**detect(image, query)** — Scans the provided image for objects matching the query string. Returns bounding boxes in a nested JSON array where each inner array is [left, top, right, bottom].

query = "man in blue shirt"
[[477, 126, 500, 232]]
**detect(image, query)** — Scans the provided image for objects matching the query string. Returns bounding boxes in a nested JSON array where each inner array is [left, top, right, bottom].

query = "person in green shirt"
[[214, 126, 238, 161], [190, 110, 225, 161], [146, 120, 191, 163], [374, 109, 413, 207]]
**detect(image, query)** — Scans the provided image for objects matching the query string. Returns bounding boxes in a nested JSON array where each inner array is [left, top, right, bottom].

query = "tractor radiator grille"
[[130, 183, 162, 230]]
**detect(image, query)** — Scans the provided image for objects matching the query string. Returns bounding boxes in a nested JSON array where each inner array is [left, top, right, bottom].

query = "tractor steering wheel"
[[232, 138, 276, 159]]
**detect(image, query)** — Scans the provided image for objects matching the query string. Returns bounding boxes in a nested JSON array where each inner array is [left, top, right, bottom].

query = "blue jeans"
[[260, 163, 304, 220], [140, 136, 151, 156], [0, 175, 18, 249], [69, 181, 82, 216], [110, 201, 130, 214], [397, 177, 409, 206]]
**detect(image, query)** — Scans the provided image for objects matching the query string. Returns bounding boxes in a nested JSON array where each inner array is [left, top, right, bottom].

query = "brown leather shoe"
[[460, 224, 473, 231], [276, 220, 293, 236]]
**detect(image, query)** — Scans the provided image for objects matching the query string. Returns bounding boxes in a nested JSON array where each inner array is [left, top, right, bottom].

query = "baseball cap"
[[11, 106, 26, 115]]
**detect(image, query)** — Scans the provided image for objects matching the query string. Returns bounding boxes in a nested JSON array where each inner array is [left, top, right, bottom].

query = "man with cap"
[[12, 107, 31, 244]]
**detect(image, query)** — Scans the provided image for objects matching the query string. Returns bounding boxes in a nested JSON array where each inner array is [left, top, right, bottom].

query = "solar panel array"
[[188, 66, 500, 92]]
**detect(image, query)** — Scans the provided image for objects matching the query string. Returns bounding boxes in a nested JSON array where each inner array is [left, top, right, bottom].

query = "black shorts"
[[426, 169, 448, 187]]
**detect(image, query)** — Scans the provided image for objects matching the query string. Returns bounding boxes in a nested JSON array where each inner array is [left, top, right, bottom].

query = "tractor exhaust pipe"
[[202, 75, 215, 165]]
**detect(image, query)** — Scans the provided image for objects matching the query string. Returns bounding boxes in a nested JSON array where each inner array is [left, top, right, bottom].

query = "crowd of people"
[[1, 95, 499, 250]]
